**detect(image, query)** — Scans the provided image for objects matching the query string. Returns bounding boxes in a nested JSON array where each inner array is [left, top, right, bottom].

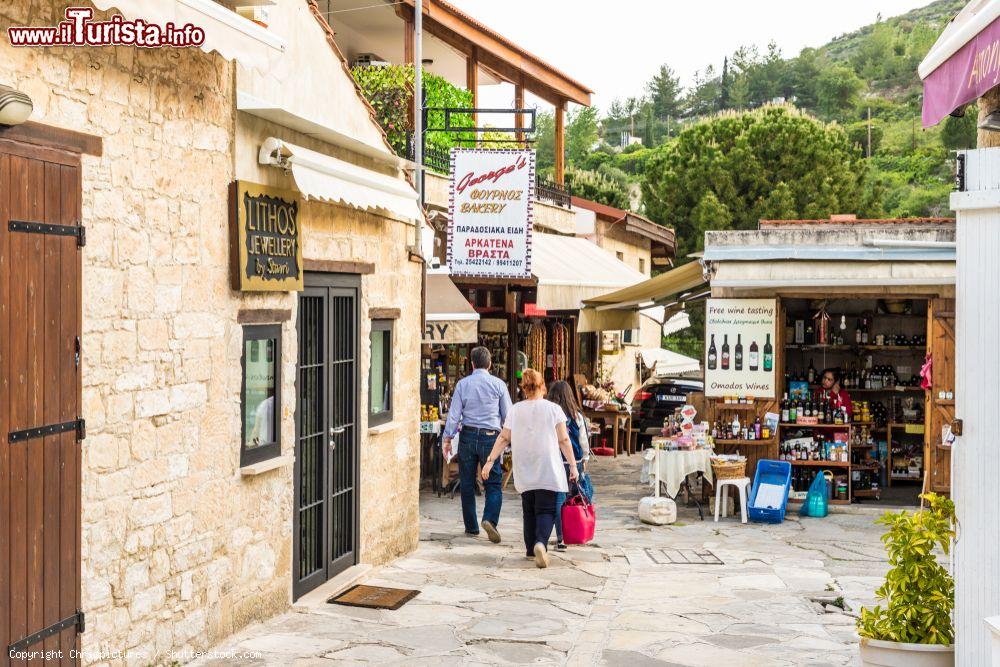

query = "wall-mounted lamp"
[[0, 84, 32, 126], [421, 58, 434, 66], [979, 110, 1000, 132]]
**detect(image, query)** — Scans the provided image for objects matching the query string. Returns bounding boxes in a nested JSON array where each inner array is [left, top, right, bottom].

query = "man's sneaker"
[[533, 542, 549, 568], [556, 542, 567, 552], [482, 520, 501, 544]]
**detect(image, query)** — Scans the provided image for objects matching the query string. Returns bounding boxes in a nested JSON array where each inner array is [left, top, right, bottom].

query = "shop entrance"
[[294, 274, 360, 600], [1, 146, 85, 661]]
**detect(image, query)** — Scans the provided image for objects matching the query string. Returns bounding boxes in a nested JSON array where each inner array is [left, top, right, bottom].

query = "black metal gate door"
[[294, 275, 359, 600]]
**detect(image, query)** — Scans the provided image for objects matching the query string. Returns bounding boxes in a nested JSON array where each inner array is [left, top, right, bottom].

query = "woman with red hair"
[[482, 369, 579, 568]]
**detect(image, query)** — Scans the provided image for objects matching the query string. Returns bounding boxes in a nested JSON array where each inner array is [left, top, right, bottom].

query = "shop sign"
[[524, 303, 547, 317], [922, 15, 1000, 127], [422, 319, 478, 345], [704, 298, 777, 398], [229, 181, 303, 292], [447, 148, 535, 279]]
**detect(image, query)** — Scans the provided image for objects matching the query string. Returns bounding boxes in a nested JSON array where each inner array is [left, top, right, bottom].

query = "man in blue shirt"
[[443, 346, 513, 542]]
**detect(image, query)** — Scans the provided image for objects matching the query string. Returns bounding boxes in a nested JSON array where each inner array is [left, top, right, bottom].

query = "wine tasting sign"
[[704, 298, 777, 398], [229, 181, 303, 292]]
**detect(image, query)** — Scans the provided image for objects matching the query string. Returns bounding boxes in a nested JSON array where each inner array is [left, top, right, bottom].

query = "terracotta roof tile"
[[759, 217, 954, 226]]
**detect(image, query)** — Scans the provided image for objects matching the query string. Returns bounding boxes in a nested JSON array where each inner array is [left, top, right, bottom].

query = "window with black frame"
[[369, 319, 393, 426], [241, 324, 281, 466]]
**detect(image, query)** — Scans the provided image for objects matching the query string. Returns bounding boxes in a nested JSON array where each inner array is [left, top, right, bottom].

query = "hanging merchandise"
[[552, 322, 570, 381], [812, 302, 831, 346], [527, 323, 547, 372]]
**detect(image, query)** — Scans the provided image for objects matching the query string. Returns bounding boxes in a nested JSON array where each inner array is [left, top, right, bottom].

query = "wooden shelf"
[[789, 460, 851, 468], [933, 399, 955, 406], [843, 387, 924, 394], [783, 344, 924, 352], [714, 438, 776, 446], [859, 345, 925, 351], [715, 403, 760, 411], [891, 474, 922, 481], [779, 423, 852, 429], [785, 344, 852, 351], [853, 488, 881, 498], [789, 497, 851, 505]]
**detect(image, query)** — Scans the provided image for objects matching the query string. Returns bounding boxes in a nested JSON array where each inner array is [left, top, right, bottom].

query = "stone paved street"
[[196, 455, 891, 666]]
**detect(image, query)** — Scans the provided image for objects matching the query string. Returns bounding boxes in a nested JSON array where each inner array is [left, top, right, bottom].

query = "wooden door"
[[294, 275, 359, 600], [925, 298, 955, 495], [1, 145, 84, 665]]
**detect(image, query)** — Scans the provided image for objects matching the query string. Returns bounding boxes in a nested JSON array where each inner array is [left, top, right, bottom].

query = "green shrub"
[[857, 493, 955, 645]]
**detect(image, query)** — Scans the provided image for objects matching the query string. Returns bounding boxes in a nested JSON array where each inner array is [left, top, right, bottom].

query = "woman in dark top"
[[547, 381, 590, 551]]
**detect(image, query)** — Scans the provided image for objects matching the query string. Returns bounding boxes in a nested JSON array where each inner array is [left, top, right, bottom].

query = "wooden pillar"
[[466, 47, 479, 145], [404, 18, 414, 64], [514, 79, 525, 146], [554, 100, 566, 186]]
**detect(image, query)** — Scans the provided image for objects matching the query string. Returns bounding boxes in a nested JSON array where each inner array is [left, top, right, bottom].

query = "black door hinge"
[[8, 220, 86, 248], [7, 610, 85, 653], [9, 418, 86, 443]]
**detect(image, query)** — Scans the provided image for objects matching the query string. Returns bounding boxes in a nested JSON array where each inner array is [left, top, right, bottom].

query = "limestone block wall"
[[1, 1, 290, 661], [235, 114, 422, 567]]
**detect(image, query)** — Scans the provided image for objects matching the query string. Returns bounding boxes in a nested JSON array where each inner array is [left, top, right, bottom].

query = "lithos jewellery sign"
[[447, 148, 535, 278], [229, 181, 303, 292], [705, 298, 777, 398]]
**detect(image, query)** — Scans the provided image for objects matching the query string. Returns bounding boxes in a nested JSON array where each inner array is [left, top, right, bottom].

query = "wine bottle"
[[807, 359, 816, 385], [789, 398, 798, 422], [763, 334, 773, 372], [781, 393, 790, 423], [735, 334, 744, 371], [748, 339, 759, 371], [855, 318, 862, 344], [707, 334, 718, 370], [721, 335, 731, 370], [861, 317, 869, 345]]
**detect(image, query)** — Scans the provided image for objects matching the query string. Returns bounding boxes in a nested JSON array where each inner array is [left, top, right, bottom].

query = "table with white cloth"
[[641, 448, 714, 519]]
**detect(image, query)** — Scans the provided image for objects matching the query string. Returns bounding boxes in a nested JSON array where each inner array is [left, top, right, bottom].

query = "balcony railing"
[[406, 138, 572, 208]]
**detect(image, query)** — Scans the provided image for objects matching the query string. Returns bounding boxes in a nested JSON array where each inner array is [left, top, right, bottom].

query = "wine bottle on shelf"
[[763, 334, 773, 372], [735, 334, 744, 371], [781, 393, 790, 423], [861, 317, 869, 345], [788, 397, 798, 422], [707, 334, 718, 370], [807, 359, 817, 385], [721, 335, 731, 370], [855, 318, 862, 344], [749, 339, 759, 371]]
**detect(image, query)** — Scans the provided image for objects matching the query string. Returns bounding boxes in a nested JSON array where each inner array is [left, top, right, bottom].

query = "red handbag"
[[561, 485, 596, 545]]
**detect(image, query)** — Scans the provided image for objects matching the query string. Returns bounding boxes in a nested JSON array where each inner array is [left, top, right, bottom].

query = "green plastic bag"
[[799, 471, 830, 518]]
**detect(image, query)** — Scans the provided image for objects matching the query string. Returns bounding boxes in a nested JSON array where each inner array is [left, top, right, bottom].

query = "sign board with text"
[[447, 148, 535, 278], [230, 181, 303, 292], [704, 298, 778, 398]]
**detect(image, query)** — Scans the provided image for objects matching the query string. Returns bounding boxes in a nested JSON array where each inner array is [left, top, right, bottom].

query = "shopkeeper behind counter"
[[819, 368, 852, 418]]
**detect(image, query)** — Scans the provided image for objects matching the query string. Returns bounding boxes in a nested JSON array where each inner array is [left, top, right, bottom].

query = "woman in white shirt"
[[481, 369, 578, 568]]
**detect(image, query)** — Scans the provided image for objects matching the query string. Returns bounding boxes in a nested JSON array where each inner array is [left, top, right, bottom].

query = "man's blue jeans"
[[458, 428, 503, 534]]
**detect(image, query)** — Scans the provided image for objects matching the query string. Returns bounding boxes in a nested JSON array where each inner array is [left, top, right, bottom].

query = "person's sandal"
[[482, 520, 501, 544], [533, 543, 549, 568]]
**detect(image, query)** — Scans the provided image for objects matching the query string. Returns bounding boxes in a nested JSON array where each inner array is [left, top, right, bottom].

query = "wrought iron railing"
[[406, 137, 573, 208]]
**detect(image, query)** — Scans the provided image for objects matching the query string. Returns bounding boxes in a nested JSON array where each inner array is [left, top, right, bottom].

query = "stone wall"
[[0, 1, 420, 663], [594, 220, 652, 277]]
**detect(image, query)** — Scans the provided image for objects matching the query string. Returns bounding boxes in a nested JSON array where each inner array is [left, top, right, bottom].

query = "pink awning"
[[922, 13, 1000, 127]]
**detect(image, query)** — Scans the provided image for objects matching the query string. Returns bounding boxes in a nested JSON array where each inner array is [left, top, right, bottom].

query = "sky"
[[445, 0, 940, 111]]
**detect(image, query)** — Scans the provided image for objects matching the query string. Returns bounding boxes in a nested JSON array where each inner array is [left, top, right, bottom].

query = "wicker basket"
[[711, 459, 747, 480]]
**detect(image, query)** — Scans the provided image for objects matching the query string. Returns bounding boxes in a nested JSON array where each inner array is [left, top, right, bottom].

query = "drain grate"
[[645, 548, 724, 565]]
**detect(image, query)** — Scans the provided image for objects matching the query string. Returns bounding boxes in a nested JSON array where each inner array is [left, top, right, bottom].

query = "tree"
[[642, 105, 656, 147], [685, 65, 720, 117], [642, 105, 883, 258], [719, 57, 731, 110], [646, 64, 683, 121], [534, 111, 555, 171], [815, 64, 865, 121], [941, 112, 977, 151], [566, 106, 600, 166]]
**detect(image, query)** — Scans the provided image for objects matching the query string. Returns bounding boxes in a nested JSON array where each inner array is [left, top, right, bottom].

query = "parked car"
[[631, 377, 704, 448]]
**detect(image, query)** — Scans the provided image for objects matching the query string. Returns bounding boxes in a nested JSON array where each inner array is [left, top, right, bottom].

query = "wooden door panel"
[[1, 149, 82, 666], [926, 298, 955, 495]]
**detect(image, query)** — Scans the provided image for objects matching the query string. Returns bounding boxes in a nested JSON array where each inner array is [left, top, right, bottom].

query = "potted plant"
[[857, 493, 955, 666]]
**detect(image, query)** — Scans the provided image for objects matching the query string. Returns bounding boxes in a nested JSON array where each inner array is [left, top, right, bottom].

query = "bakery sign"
[[229, 181, 303, 292], [447, 148, 535, 279]]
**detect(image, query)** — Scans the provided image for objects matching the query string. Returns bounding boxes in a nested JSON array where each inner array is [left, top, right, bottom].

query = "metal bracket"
[[9, 220, 86, 247], [9, 418, 86, 443], [8, 610, 84, 653]]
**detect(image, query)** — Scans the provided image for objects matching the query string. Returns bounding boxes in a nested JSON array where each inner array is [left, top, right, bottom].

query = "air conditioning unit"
[[354, 53, 391, 68]]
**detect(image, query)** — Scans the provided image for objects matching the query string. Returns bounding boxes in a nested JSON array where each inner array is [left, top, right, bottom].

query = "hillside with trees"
[[538, 0, 969, 225]]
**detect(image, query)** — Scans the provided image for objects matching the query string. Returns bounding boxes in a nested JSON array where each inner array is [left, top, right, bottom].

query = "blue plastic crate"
[[748, 459, 792, 524]]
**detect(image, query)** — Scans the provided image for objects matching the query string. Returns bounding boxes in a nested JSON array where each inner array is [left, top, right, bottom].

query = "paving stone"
[[600, 649, 677, 666]]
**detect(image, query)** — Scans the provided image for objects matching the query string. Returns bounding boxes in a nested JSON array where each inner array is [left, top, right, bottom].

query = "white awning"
[[424, 272, 479, 344], [259, 138, 422, 222], [638, 348, 701, 376], [92, 0, 285, 72], [531, 233, 647, 311], [712, 260, 956, 288]]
